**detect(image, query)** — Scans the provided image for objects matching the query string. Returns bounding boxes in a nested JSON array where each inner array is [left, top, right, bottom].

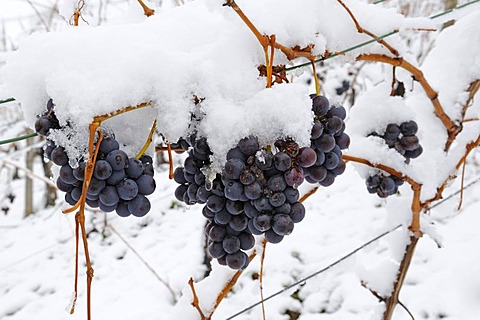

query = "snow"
[[1, 1, 480, 320]]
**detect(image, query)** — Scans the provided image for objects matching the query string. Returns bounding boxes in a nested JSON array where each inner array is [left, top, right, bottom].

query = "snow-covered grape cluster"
[[35, 100, 156, 217], [365, 120, 422, 198], [173, 95, 349, 269]]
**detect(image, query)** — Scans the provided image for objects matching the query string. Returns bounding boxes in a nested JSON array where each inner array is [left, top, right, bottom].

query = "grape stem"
[[136, 119, 157, 159]]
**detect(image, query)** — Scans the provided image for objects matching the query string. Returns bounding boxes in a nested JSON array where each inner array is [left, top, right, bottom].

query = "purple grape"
[[253, 214, 271, 232], [310, 120, 323, 140], [400, 121, 418, 136], [208, 242, 226, 259], [265, 229, 284, 244], [296, 147, 317, 168], [209, 225, 227, 242], [99, 186, 120, 207], [99, 201, 117, 212], [244, 181, 263, 200], [326, 105, 346, 120], [269, 192, 286, 207], [116, 179, 138, 200], [268, 175, 287, 192], [99, 136, 119, 154], [106, 150, 128, 171], [254, 197, 273, 212], [272, 214, 294, 236], [224, 180, 244, 201], [243, 201, 259, 218], [248, 219, 263, 235], [72, 162, 86, 181], [173, 167, 188, 184], [384, 123, 401, 140], [274, 152, 292, 171], [306, 165, 327, 182], [229, 214, 248, 232], [222, 235, 241, 254], [323, 152, 339, 170], [116, 201, 130, 217], [128, 194, 151, 217], [240, 170, 255, 185], [238, 136, 259, 156], [335, 133, 350, 150], [400, 136, 420, 151], [284, 187, 299, 203], [289, 202, 305, 223], [56, 178, 75, 192], [226, 251, 248, 269], [35, 116, 52, 136], [60, 165, 77, 184], [106, 170, 126, 185], [224, 158, 246, 180], [94, 160, 113, 180], [284, 166, 305, 189], [312, 95, 330, 116], [126, 158, 144, 179], [225, 200, 243, 215], [51, 147, 69, 166], [174, 185, 187, 202], [314, 134, 335, 152], [214, 209, 232, 225]]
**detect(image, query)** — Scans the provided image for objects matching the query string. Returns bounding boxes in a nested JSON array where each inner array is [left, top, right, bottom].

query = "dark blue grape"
[[99, 186, 120, 207], [209, 225, 227, 242], [106, 150, 128, 171], [296, 147, 317, 168], [312, 95, 329, 116], [99, 136, 119, 154], [35, 116, 52, 136], [174, 185, 187, 202], [323, 152, 340, 170], [384, 123, 401, 140], [65, 192, 76, 206], [254, 197, 273, 212], [227, 147, 247, 162], [126, 158, 144, 179], [86, 198, 99, 208], [243, 201, 259, 218], [274, 152, 292, 171], [71, 187, 82, 202], [226, 251, 248, 270], [51, 147, 69, 166], [224, 158, 245, 180], [222, 235, 241, 254], [319, 172, 335, 187], [269, 192, 286, 207], [253, 214, 271, 232], [238, 232, 255, 250], [94, 160, 113, 180], [229, 214, 248, 232], [268, 175, 286, 192], [128, 194, 151, 217], [265, 229, 283, 244], [284, 187, 299, 203], [225, 200, 243, 215], [326, 105, 346, 120], [207, 195, 226, 213], [116, 179, 138, 200], [272, 214, 294, 236], [325, 116, 343, 134], [275, 202, 291, 214], [73, 162, 86, 181], [284, 166, 304, 189], [116, 201, 130, 217], [106, 170, 126, 185], [255, 152, 273, 170], [310, 120, 323, 140], [248, 219, 263, 235], [173, 167, 188, 184], [214, 209, 232, 225], [335, 133, 350, 150], [196, 186, 212, 203], [244, 181, 263, 200], [314, 134, 335, 152], [306, 165, 327, 182], [289, 202, 305, 223], [238, 136, 259, 156], [60, 165, 77, 184], [56, 178, 74, 192], [99, 201, 117, 212], [400, 121, 418, 136]]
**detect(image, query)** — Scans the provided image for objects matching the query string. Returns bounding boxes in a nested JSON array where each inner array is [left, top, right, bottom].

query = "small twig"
[[299, 186, 319, 203], [430, 176, 480, 209], [108, 225, 178, 302], [188, 278, 207, 320], [167, 144, 174, 179], [336, 0, 399, 56], [399, 300, 416, 320], [457, 157, 467, 211], [259, 239, 268, 320], [137, 0, 155, 17]]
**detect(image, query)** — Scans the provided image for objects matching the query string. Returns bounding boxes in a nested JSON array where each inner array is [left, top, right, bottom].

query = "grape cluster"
[[365, 120, 422, 198], [35, 100, 156, 216], [174, 135, 312, 269], [306, 95, 349, 187]]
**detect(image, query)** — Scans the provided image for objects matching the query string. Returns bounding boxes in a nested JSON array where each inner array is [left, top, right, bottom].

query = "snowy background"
[[1, 0, 480, 319]]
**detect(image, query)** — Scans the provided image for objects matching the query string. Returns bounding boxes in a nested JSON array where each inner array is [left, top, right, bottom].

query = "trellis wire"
[[430, 176, 480, 209], [0, 98, 15, 104], [285, 0, 480, 72], [225, 224, 403, 320], [0, 132, 38, 145]]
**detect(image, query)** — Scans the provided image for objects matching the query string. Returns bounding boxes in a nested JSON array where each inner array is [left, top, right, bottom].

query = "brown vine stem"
[[188, 278, 207, 320], [342, 154, 420, 187], [356, 54, 459, 148], [206, 251, 257, 319], [137, 0, 155, 17], [336, 0, 399, 56], [259, 239, 268, 320]]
